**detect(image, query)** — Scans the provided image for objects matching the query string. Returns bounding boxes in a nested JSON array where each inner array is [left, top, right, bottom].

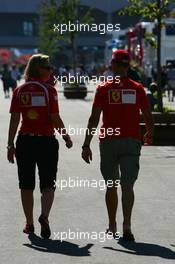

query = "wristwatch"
[[7, 144, 14, 150], [63, 135, 69, 142], [82, 145, 90, 149]]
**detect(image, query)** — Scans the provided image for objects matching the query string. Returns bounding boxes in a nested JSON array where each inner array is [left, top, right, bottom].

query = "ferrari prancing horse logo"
[[20, 94, 31, 105], [111, 91, 121, 102], [109, 90, 122, 104]]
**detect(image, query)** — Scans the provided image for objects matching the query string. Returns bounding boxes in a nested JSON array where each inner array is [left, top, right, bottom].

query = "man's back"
[[93, 77, 149, 140]]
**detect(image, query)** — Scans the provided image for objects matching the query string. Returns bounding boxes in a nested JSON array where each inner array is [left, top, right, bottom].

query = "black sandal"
[[106, 222, 120, 240], [23, 223, 34, 234], [122, 230, 135, 241], [38, 214, 51, 239]]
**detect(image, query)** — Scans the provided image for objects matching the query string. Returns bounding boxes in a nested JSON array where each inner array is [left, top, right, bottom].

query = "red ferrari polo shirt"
[[93, 77, 149, 140], [10, 80, 59, 136]]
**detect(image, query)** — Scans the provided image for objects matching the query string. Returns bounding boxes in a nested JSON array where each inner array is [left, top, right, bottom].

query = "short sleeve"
[[9, 88, 20, 113], [93, 85, 104, 108], [49, 87, 59, 113], [139, 85, 150, 110]]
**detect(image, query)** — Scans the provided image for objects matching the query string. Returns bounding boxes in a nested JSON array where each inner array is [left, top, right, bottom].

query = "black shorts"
[[16, 134, 59, 192]]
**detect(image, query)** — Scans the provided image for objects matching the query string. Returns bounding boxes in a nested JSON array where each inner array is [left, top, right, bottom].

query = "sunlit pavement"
[[0, 80, 175, 264]]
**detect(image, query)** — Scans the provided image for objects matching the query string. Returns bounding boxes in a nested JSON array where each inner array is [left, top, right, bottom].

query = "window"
[[166, 24, 175, 36], [23, 21, 33, 36]]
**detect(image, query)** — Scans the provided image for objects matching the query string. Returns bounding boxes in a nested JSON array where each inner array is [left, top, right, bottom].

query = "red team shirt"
[[93, 77, 149, 140], [10, 79, 59, 136]]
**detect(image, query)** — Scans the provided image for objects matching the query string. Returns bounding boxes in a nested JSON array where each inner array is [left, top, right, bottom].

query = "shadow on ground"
[[23, 233, 93, 256], [103, 239, 175, 259]]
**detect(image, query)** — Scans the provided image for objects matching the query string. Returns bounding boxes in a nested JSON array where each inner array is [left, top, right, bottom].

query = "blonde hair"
[[24, 54, 50, 80]]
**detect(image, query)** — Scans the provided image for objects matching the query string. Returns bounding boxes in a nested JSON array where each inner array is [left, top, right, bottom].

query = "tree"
[[119, 0, 171, 112], [39, 0, 93, 73], [39, 0, 62, 59], [57, 0, 94, 74]]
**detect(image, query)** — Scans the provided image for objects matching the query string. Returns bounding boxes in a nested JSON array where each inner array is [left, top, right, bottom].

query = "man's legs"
[[100, 139, 120, 236], [105, 185, 118, 234], [121, 184, 135, 233], [119, 138, 141, 240]]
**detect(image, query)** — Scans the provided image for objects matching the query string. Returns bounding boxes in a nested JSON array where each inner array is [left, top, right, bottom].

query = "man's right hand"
[[142, 108, 154, 146], [143, 130, 153, 145], [62, 134, 73, 148], [81, 147, 92, 164]]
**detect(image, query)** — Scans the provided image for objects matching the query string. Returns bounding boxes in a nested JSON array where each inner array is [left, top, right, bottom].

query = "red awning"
[[0, 48, 12, 64]]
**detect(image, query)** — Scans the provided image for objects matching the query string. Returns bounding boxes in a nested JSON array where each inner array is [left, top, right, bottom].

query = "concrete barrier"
[[140, 112, 175, 145]]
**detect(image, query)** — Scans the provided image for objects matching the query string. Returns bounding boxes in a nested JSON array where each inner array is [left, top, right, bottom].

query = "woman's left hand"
[[65, 138, 73, 149], [7, 147, 16, 163]]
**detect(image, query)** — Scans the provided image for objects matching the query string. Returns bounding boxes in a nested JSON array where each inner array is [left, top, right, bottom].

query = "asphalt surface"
[[0, 80, 175, 264]]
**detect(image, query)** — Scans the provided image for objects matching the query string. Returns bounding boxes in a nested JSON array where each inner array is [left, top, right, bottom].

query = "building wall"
[[0, 13, 38, 48], [0, 0, 128, 13], [0, 0, 137, 65], [0, 0, 132, 48]]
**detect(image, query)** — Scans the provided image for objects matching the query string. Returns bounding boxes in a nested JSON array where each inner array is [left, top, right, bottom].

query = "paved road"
[[0, 81, 175, 264]]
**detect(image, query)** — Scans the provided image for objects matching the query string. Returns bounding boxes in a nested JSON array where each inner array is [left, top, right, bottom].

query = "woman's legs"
[[41, 188, 55, 218], [21, 190, 34, 225]]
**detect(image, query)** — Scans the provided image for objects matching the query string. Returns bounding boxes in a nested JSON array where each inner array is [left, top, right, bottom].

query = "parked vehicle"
[[127, 18, 175, 67]]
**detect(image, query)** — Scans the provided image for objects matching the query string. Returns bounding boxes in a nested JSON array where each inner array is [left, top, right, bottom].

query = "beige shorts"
[[99, 137, 141, 185]]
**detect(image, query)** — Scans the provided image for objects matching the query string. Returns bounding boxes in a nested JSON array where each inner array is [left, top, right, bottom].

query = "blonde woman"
[[7, 54, 72, 239]]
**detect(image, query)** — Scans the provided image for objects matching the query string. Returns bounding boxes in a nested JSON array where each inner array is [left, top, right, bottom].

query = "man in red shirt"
[[82, 50, 154, 241]]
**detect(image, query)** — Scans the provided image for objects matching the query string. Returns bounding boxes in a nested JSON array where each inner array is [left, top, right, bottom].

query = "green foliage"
[[119, 0, 173, 112], [144, 32, 157, 48], [39, 0, 62, 58], [118, 0, 169, 20], [169, 8, 175, 18], [56, 0, 94, 73], [39, 0, 94, 61], [57, 0, 94, 43], [154, 104, 175, 112]]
